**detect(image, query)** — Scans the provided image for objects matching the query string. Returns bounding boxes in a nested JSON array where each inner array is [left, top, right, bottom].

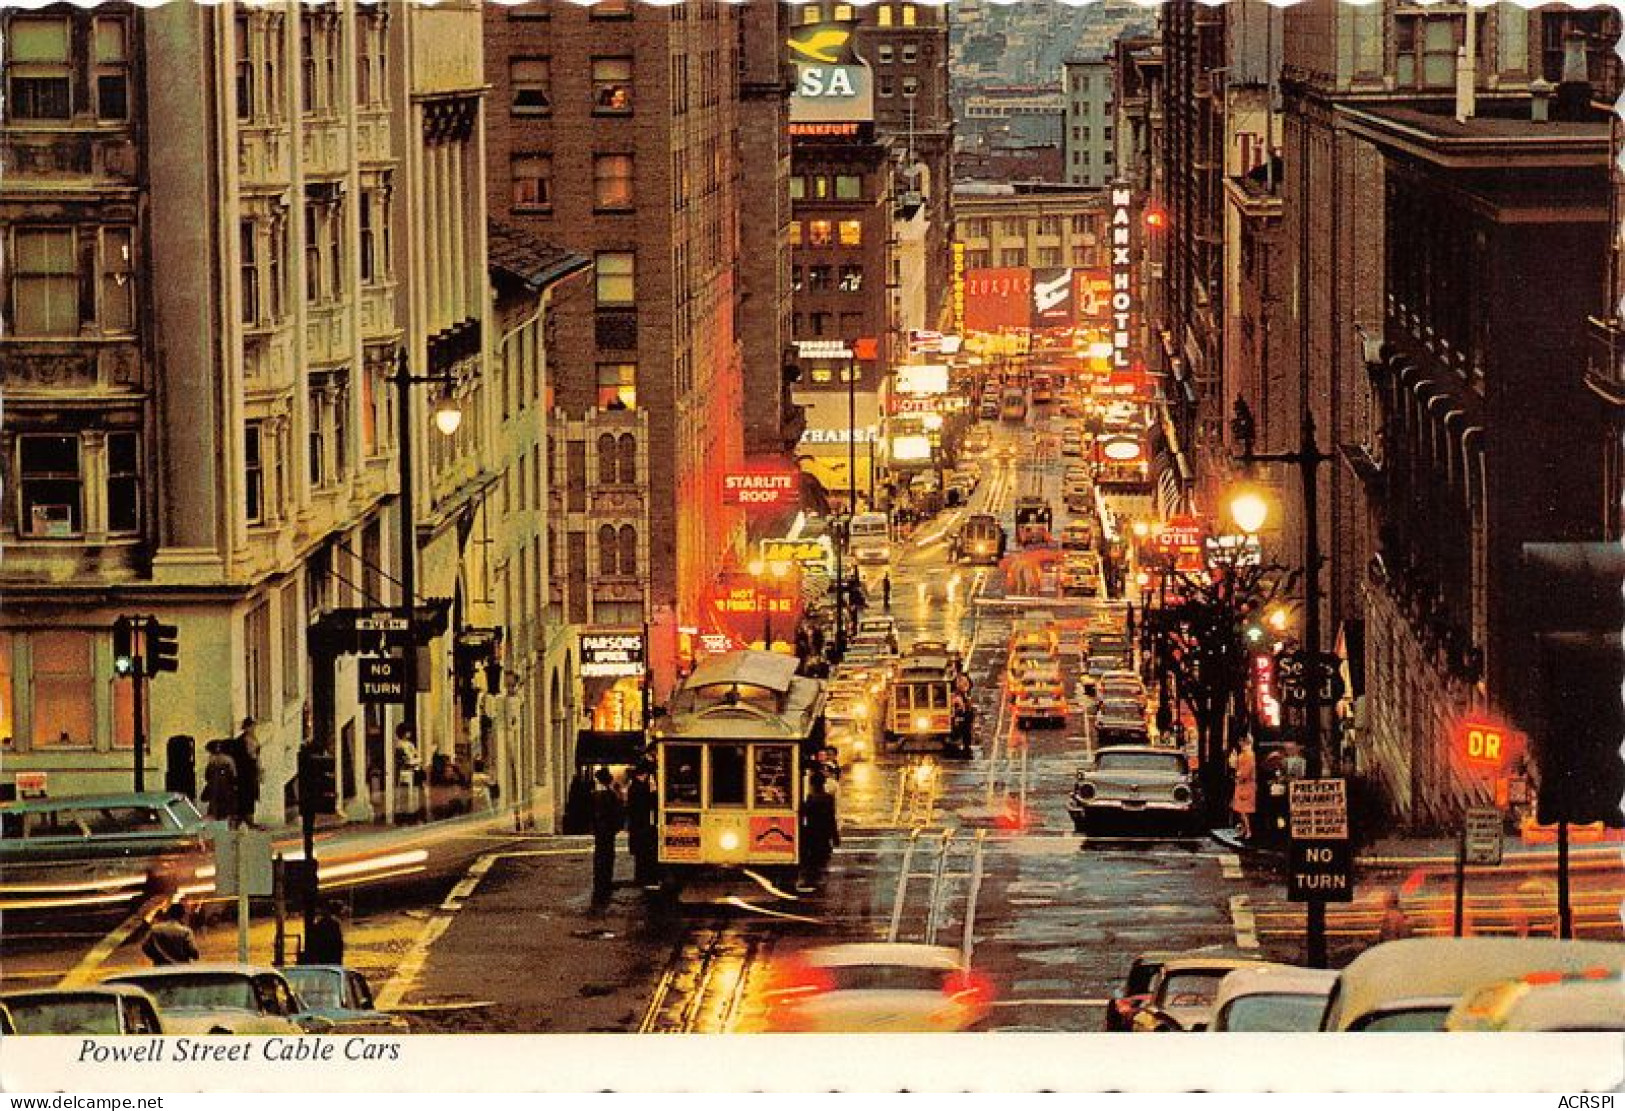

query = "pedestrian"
[[810, 624, 826, 660], [1376, 890, 1413, 942], [394, 724, 422, 819], [201, 740, 238, 823], [231, 717, 262, 827], [303, 901, 346, 965], [589, 767, 625, 904], [1230, 737, 1258, 840], [625, 763, 659, 890], [848, 574, 866, 614], [796, 772, 839, 893], [142, 903, 199, 966], [881, 572, 892, 611]]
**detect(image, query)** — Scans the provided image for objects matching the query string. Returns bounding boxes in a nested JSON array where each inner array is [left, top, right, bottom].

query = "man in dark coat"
[[624, 763, 659, 890], [303, 901, 345, 965], [230, 718, 261, 827], [201, 740, 238, 823], [590, 767, 625, 904], [797, 773, 839, 893], [142, 903, 199, 965]]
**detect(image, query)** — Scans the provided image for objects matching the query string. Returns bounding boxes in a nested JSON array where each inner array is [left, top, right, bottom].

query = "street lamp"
[[1228, 489, 1269, 537], [433, 392, 464, 437]]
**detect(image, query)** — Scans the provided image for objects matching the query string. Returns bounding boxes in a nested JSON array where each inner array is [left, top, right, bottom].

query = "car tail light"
[[944, 970, 994, 1010], [769, 959, 834, 1000]]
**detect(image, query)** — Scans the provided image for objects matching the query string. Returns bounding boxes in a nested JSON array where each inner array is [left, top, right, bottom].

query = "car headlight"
[[1076, 782, 1097, 800], [914, 714, 931, 731], [1172, 785, 1191, 803]]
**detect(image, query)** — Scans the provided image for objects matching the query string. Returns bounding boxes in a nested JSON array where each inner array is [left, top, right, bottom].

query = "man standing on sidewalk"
[[590, 768, 625, 905], [625, 763, 659, 890]]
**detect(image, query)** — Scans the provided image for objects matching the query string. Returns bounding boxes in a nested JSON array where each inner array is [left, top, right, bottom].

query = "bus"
[[652, 651, 826, 887], [848, 511, 892, 564], [1001, 386, 1028, 422]]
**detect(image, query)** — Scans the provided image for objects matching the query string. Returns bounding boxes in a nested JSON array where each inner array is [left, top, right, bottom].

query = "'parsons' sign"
[[722, 469, 798, 508]]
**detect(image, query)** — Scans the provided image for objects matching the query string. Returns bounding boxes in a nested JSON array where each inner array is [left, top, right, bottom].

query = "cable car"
[[651, 651, 827, 887]]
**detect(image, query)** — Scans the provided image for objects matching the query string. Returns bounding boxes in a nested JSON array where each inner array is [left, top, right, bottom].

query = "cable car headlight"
[[719, 830, 741, 852]]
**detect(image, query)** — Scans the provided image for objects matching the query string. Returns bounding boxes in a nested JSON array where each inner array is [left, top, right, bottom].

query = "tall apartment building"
[[953, 185, 1109, 274], [1062, 58, 1114, 188], [485, 1, 785, 700], [0, 1, 530, 819]]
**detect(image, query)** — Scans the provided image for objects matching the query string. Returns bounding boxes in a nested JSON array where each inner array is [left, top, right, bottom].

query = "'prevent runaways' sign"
[[1289, 778, 1350, 841]]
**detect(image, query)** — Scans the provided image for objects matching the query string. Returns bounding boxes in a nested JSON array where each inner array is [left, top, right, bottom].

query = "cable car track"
[[638, 919, 773, 1034]]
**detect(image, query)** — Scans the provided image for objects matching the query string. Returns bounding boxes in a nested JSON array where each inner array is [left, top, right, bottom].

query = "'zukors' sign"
[[1110, 186, 1135, 370]]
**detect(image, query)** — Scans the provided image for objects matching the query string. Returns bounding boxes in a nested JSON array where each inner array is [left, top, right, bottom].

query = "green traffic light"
[[1245, 625, 1264, 643], [114, 655, 134, 676]]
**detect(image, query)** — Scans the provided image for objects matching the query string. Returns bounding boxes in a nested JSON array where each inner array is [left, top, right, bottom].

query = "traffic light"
[[298, 746, 338, 817], [113, 616, 138, 677], [147, 620, 180, 674]]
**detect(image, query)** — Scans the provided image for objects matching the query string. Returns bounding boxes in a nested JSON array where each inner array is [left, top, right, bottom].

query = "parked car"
[[1, 986, 166, 1035], [281, 966, 411, 1035], [1443, 968, 1625, 1032], [1070, 746, 1196, 833], [1131, 956, 1273, 1031], [1321, 938, 1625, 1032], [104, 964, 333, 1035], [0, 792, 212, 904], [755, 943, 993, 1033], [1207, 965, 1338, 1032]]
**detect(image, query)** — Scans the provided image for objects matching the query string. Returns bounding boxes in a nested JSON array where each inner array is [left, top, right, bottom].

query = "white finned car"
[[104, 964, 332, 1035], [754, 943, 993, 1032], [1207, 965, 1338, 1032]]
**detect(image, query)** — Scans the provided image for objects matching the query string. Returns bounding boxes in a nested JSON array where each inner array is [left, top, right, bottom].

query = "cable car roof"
[[684, 649, 799, 694]]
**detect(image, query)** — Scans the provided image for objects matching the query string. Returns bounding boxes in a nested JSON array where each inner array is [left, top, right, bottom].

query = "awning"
[[575, 730, 646, 767]]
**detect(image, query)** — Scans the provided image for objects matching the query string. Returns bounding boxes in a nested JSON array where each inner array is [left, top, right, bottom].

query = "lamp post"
[[390, 345, 462, 823], [1232, 398, 1335, 968]]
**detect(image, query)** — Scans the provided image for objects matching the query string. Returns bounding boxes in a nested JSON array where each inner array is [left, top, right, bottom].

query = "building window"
[[835, 175, 861, 200], [1071, 214, 1092, 235], [965, 249, 989, 269], [597, 524, 619, 575], [308, 394, 326, 489], [511, 58, 552, 115], [595, 252, 635, 306], [235, 16, 255, 120], [1395, 14, 1485, 89], [789, 221, 803, 246], [808, 220, 834, 246], [245, 600, 272, 724], [280, 581, 301, 705], [617, 434, 637, 484], [245, 421, 265, 524], [877, 45, 895, 64], [618, 525, 638, 575], [902, 44, 919, 64], [304, 206, 322, 303], [963, 218, 987, 238], [592, 58, 634, 114], [6, 17, 72, 120], [838, 220, 862, 246], [101, 227, 134, 334], [1038, 247, 1062, 267], [107, 431, 140, 535], [18, 435, 82, 538], [597, 433, 619, 485], [94, 16, 129, 121], [834, 4, 854, 20], [31, 632, 93, 748], [1002, 218, 1024, 237], [593, 154, 635, 211], [596, 362, 637, 409], [359, 191, 379, 283], [791, 266, 804, 293], [268, 212, 288, 319], [264, 14, 286, 121], [357, 10, 388, 107], [1000, 248, 1026, 267], [590, 0, 634, 17], [512, 154, 552, 212], [802, 5, 824, 26], [902, 3, 917, 27], [877, 5, 893, 28], [879, 76, 895, 98], [1541, 10, 1616, 84], [811, 175, 830, 199], [838, 264, 863, 292], [11, 228, 78, 337], [902, 76, 919, 97], [808, 265, 832, 291], [789, 176, 807, 200], [241, 221, 261, 325]]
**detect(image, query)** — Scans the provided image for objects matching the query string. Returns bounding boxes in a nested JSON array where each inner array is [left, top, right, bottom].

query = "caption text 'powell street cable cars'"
[[651, 650, 827, 890]]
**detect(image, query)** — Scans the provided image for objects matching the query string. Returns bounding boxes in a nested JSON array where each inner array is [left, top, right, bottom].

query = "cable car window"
[[753, 746, 792, 808], [709, 744, 747, 807], [664, 745, 701, 807]]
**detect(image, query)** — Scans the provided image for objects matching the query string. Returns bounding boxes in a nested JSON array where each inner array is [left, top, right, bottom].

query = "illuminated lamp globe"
[[749, 558, 766, 578], [433, 397, 464, 436], [1229, 490, 1269, 535]]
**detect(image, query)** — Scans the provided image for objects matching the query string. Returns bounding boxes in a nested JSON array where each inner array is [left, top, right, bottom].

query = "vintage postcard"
[[0, 0, 1621, 1095]]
